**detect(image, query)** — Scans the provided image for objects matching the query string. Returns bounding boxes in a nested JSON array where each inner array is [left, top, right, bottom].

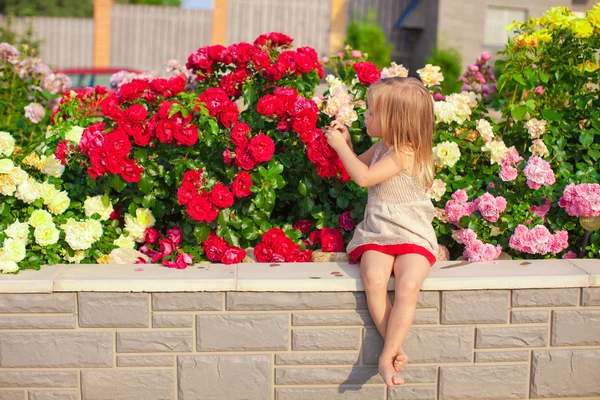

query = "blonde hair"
[[369, 77, 435, 188]]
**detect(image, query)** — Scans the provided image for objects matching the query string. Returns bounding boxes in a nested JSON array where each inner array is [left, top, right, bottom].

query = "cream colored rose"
[[0, 131, 15, 157], [476, 119, 494, 143], [39, 182, 58, 203], [46, 190, 70, 215], [0, 260, 19, 274], [29, 209, 53, 228], [529, 139, 550, 158], [87, 219, 103, 240], [0, 175, 16, 196], [22, 152, 41, 168], [61, 219, 95, 250], [124, 214, 146, 243], [2, 238, 26, 262], [15, 178, 41, 204], [64, 250, 86, 264], [482, 140, 509, 165], [9, 167, 28, 185], [114, 234, 135, 249], [41, 154, 65, 178], [0, 159, 14, 174], [4, 220, 30, 242], [417, 64, 444, 87], [135, 208, 156, 228], [381, 62, 409, 78], [65, 126, 85, 143], [524, 118, 547, 139], [34, 222, 60, 246], [433, 141, 461, 168], [84, 196, 114, 221], [426, 179, 447, 202]]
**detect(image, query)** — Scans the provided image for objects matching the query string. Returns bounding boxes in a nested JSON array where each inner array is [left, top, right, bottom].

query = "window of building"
[[484, 7, 528, 47]]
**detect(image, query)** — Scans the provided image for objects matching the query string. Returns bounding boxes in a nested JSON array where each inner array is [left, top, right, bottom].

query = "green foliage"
[[426, 47, 463, 94], [346, 9, 392, 69]]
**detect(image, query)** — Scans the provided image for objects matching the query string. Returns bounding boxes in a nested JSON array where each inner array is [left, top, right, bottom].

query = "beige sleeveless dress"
[[346, 142, 439, 266]]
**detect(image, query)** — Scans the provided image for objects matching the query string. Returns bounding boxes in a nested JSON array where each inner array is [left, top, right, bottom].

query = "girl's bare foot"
[[378, 359, 405, 388], [393, 353, 409, 372]]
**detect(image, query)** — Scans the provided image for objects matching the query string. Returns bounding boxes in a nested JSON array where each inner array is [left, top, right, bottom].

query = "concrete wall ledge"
[[0, 259, 598, 293]]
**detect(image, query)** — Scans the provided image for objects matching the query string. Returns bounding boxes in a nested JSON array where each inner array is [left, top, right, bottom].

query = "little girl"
[[325, 77, 438, 387]]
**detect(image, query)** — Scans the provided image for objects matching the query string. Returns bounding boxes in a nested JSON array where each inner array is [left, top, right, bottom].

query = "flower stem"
[[580, 230, 592, 258]]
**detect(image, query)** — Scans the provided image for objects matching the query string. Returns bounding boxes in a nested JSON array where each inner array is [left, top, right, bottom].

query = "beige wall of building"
[[437, 0, 595, 69]]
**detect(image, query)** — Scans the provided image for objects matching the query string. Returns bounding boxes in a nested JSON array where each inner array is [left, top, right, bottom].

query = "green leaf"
[[539, 72, 549, 83], [580, 131, 594, 147], [242, 225, 260, 240], [496, 74, 508, 92], [194, 225, 211, 243], [336, 196, 349, 209], [589, 149, 600, 161], [513, 74, 526, 86], [510, 105, 528, 121], [137, 174, 155, 194], [260, 220, 271, 232], [110, 175, 127, 193], [208, 119, 219, 135], [298, 181, 307, 196], [218, 209, 230, 227], [525, 99, 536, 111], [523, 68, 536, 82], [267, 162, 284, 177], [541, 109, 562, 121]]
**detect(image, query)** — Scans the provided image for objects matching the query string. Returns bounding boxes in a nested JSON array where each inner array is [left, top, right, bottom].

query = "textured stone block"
[[227, 292, 367, 310], [152, 293, 221, 311], [152, 314, 193, 328], [0, 333, 112, 367], [512, 289, 578, 307], [29, 391, 78, 400], [0, 372, 77, 388], [414, 310, 439, 325], [117, 331, 192, 353], [389, 386, 436, 400], [0, 392, 24, 400], [531, 350, 600, 398], [441, 290, 508, 324], [476, 326, 547, 348], [475, 351, 529, 363], [292, 311, 373, 326], [276, 387, 384, 400], [582, 288, 600, 305], [78, 293, 148, 328], [552, 310, 600, 346], [81, 370, 173, 400], [178, 355, 270, 400], [0, 316, 75, 329], [116, 356, 173, 367], [276, 366, 435, 385], [275, 353, 359, 365], [511, 310, 549, 324], [0, 294, 74, 313], [439, 365, 528, 399], [292, 329, 360, 351], [197, 314, 288, 351], [363, 327, 473, 364]]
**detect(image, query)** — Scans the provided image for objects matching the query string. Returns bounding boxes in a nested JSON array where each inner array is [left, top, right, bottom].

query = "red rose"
[[265, 60, 289, 81], [353, 62, 381, 85], [208, 44, 226, 62], [159, 238, 175, 257], [167, 225, 182, 247], [291, 96, 318, 116], [167, 75, 186, 95], [299, 128, 319, 144], [297, 46, 318, 62], [187, 196, 213, 223], [338, 211, 356, 231], [254, 243, 273, 262], [186, 47, 214, 73], [217, 101, 239, 128], [308, 229, 322, 245], [210, 183, 235, 208], [256, 95, 278, 116], [248, 134, 275, 163], [202, 231, 229, 261], [272, 235, 297, 259], [104, 130, 132, 156], [262, 228, 286, 246], [150, 78, 168, 94], [79, 123, 105, 156], [174, 253, 194, 269], [145, 228, 161, 244], [221, 247, 246, 264], [100, 95, 123, 120], [177, 182, 198, 206], [156, 120, 180, 144], [121, 159, 143, 183], [294, 52, 314, 73], [120, 79, 149, 101], [297, 249, 313, 262], [277, 121, 291, 132], [220, 74, 240, 97], [231, 171, 252, 198], [174, 124, 198, 146], [125, 104, 148, 123], [234, 145, 256, 170], [106, 154, 127, 174], [54, 140, 70, 165], [250, 47, 271, 70], [321, 227, 344, 252], [294, 220, 312, 234], [198, 88, 230, 116], [272, 253, 286, 263], [87, 166, 104, 179], [292, 109, 318, 134], [254, 32, 293, 47], [131, 125, 154, 147], [120, 120, 143, 138], [231, 122, 250, 146], [158, 101, 178, 120], [223, 149, 233, 165]]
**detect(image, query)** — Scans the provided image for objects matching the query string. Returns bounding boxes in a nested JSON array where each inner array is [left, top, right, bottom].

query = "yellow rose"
[[29, 209, 53, 228], [97, 254, 111, 264], [2, 238, 26, 262], [4, 220, 30, 242], [65, 126, 84, 143], [0, 175, 16, 196], [84, 196, 114, 221], [417, 64, 444, 87], [532, 29, 552, 42], [0, 159, 14, 174], [34, 222, 60, 246], [576, 60, 600, 73], [0, 131, 15, 157], [22, 152, 41, 168], [571, 18, 594, 39], [587, 8, 600, 28], [39, 182, 58, 203], [135, 208, 156, 228], [87, 219, 103, 241], [114, 234, 135, 249], [46, 190, 70, 215], [9, 167, 27, 185], [432, 141, 461, 168]]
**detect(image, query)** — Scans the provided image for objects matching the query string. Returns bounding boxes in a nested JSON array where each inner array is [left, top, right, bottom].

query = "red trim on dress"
[[349, 243, 436, 267]]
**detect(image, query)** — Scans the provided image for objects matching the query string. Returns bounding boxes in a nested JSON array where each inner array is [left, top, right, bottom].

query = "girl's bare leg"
[[360, 250, 394, 337], [378, 254, 431, 387]]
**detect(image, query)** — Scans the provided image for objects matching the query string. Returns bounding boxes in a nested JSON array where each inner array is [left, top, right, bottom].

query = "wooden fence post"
[[212, 0, 228, 45], [329, 0, 347, 54], [93, 0, 113, 68]]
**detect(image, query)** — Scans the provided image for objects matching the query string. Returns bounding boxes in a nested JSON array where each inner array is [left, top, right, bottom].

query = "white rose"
[[41, 155, 65, 178], [2, 238, 26, 262], [0, 131, 15, 157], [65, 126, 85, 143], [4, 220, 30, 242], [114, 234, 135, 249], [124, 214, 146, 243], [0, 159, 14, 174], [87, 219, 103, 240], [46, 190, 70, 215], [426, 179, 447, 202], [524, 118, 547, 139], [29, 209, 53, 227], [15, 178, 41, 204], [34, 222, 60, 246], [482, 140, 509, 165], [417, 64, 444, 87], [62, 219, 94, 250], [476, 119, 494, 142], [64, 250, 86, 264], [529, 139, 550, 158], [432, 141, 461, 168], [9, 167, 28, 185], [0, 260, 19, 274], [84, 196, 114, 221], [381, 62, 409, 78], [39, 182, 58, 203]]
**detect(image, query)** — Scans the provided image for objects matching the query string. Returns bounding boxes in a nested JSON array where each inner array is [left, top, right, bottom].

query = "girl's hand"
[[324, 126, 348, 151], [330, 120, 352, 146]]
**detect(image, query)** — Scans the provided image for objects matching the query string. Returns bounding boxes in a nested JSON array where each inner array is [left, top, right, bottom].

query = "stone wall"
[[0, 288, 598, 399]]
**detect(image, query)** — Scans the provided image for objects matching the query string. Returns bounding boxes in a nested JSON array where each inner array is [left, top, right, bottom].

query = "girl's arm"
[[357, 143, 379, 166], [326, 129, 403, 188], [329, 120, 377, 166]]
